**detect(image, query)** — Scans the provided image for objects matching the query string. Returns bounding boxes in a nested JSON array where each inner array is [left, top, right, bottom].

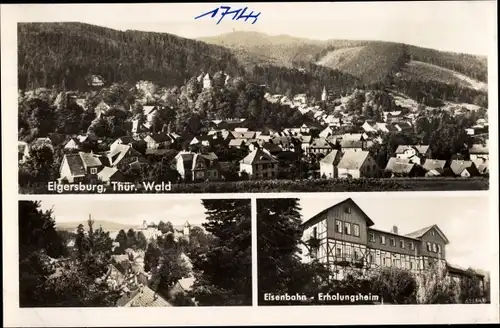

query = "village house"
[[309, 138, 333, 155], [202, 73, 212, 89], [299, 135, 313, 153], [87, 74, 105, 87], [59, 152, 105, 183], [144, 132, 175, 149], [107, 144, 146, 168], [340, 139, 365, 152], [319, 126, 334, 139], [64, 138, 80, 151], [468, 143, 489, 161], [239, 149, 279, 179], [299, 198, 486, 295], [94, 100, 111, 118], [18, 141, 30, 163], [175, 151, 221, 181], [422, 159, 447, 177], [97, 166, 126, 185], [337, 150, 380, 179], [449, 160, 480, 177], [384, 157, 425, 177], [395, 145, 431, 165], [320, 150, 343, 179], [473, 158, 489, 175], [111, 136, 136, 149]]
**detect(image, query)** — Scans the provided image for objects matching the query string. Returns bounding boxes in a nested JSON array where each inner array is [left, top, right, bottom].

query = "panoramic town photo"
[[19, 198, 252, 307], [17, 3, 490, 194], [257, 194, 491, 305]]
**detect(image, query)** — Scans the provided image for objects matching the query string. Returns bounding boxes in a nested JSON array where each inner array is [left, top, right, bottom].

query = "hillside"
[[18, 22, 247, 90], [56, 220, 135, 232]]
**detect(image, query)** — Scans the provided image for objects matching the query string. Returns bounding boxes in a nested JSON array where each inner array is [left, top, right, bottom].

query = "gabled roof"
[[231, 131, 256, 139], [422, 159, 447, 171], [320, 150, 341, 165], [337, 150, 370, 170], [405, 224, 449, 244], [147, 132, 173, 143], [229, 139, 245, 147], [449, 160, 476, 176], [473, 158, 489, 174], [116, 136, 136, 144], [310, 138, 331, 148], [469, 143, 488, 154], [385, 157, 415, 174], [302, 198, 375, 228], [395, 145, 429, 155], [79, 152, 102, 168], [97, 167, 120, 181], [240, 149, 278, 165], [340, 139, 364, 149]]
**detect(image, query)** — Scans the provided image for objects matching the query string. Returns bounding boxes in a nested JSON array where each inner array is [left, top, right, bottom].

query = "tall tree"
[[190, 199, 252, 306]]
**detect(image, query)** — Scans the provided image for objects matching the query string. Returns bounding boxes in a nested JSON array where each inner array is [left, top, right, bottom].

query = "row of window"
[[368, 232, 416, 250], [334, 219, 360, 237]]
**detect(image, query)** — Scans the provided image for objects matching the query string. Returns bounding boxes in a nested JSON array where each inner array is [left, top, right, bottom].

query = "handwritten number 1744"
[[194, 6, 261, 25]]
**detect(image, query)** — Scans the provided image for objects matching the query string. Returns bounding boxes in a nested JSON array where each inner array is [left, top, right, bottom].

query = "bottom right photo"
[[257, 193, 491, 306]]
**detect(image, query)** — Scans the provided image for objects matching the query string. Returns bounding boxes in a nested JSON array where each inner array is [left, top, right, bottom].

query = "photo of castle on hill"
[[17, 18, 490, 194], [18, 198, 252, 307], [257, 194, 491, 305]]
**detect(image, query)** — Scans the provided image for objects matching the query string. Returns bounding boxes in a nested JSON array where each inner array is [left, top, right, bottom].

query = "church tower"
[[321, 87, 327, 101], [183, 221, 191, 240]]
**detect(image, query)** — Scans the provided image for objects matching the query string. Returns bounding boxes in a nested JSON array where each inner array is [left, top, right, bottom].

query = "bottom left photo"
[[18, 197, 252, 307]]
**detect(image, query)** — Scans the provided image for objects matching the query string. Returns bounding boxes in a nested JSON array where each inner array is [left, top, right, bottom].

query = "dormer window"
[[344, 207, 351, 214]]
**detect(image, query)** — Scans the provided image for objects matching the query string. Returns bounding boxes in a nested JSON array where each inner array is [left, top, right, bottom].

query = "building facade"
[[300, 198, 449, 280]]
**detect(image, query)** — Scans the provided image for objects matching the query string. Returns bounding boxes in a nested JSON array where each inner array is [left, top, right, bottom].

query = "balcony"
[[307, 235, 321, 249]]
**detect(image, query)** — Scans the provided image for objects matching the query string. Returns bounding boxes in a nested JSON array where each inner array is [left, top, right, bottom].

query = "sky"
[[38, 197, 209, 227], [7, 1, 496, 55], [298, 192, 492, 272]]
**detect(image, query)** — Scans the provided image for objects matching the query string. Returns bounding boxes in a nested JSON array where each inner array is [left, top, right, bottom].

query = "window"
[[432, 243, 437, 253], [90, 167, 97, 174], [390, 238, 396, 247], [353, 224, 360, 237], [344, 207, 351, 214], [400, 240, 405, 248], [369, 232, 375, 242], [427, 242, 432, 252], [431, 230, 436, 236], [335, 247, 342, 257], [437, 244, 441, 254], [382, 258, 387, 266], [380, 235, 386, 244], [312, 227, 317, 239], [344, 222, 352, 235], [409, 261, 413, 270], [335, 220, 342, 233], [409, 242, 414, 250], [393, 259, 400, 267]]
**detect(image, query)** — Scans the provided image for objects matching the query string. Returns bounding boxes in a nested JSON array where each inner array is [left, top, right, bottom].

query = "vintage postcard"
[[2, 1, 498, 326], [257, 193, 492, 306], [18, 197, 252, 307], [5, 2, 493, 194]]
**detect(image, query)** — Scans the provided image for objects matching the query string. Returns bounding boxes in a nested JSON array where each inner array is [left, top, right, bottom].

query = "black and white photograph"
[[15, 1, 491, 194], [257, 194, 491, 305], [18, 197, 252, 307], [2, 1, 499, 326]]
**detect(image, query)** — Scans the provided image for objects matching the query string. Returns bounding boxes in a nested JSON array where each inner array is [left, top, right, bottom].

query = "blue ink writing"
[[194, 6, 261, 24]]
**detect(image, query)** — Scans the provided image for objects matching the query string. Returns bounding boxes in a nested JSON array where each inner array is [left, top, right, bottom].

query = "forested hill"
[[200, 31, 488, 85], [18, 22, 247, 90]]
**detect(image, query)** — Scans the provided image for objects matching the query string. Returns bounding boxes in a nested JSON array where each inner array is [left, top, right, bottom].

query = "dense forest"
[[18, 22, 247, 90]]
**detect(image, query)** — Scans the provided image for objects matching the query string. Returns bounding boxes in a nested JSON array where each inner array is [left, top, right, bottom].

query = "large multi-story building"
[[300, 198, 454, 280]]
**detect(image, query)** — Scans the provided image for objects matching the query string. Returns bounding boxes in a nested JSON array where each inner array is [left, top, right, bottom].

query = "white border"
[[2, 2, 499, 326]]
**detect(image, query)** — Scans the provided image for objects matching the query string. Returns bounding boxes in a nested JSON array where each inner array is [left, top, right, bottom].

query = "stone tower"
[[183, 221, 191, 240]]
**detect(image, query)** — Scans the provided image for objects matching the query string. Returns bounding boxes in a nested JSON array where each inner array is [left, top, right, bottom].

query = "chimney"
[[392, 225, 398, 235]]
